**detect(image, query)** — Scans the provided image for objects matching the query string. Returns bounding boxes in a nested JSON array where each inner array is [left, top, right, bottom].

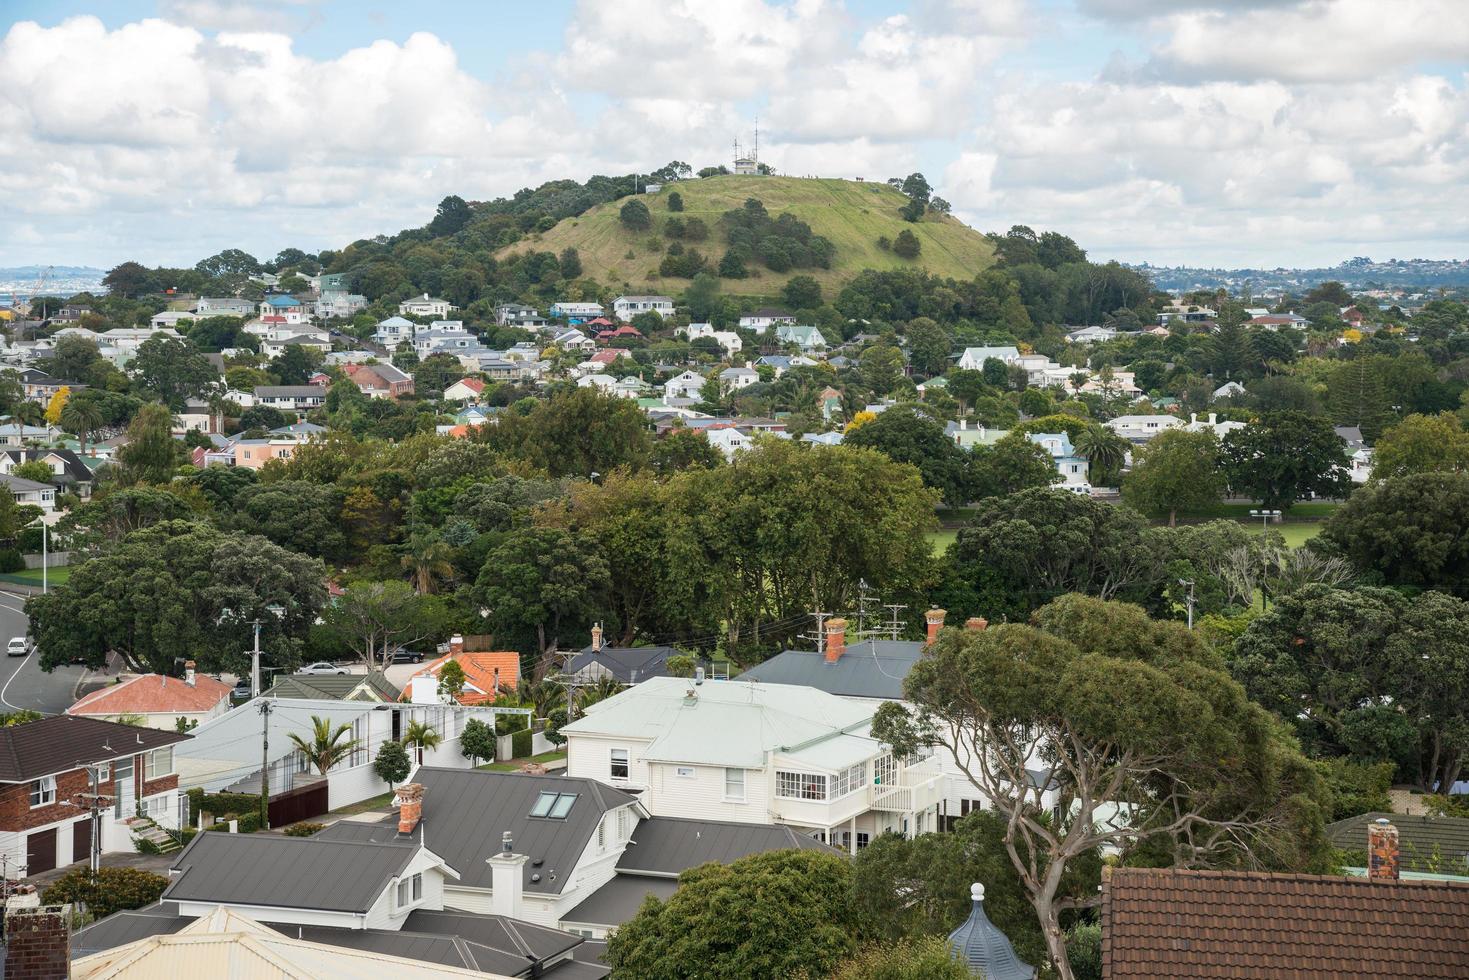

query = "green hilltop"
[[496, 174, 994, 298]]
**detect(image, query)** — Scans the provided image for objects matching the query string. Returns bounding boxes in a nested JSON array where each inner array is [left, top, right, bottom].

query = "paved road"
[[0, 591, 88, 715]]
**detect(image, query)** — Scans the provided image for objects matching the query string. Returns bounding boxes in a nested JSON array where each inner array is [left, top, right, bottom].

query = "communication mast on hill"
[[733, 118, 761, 175]]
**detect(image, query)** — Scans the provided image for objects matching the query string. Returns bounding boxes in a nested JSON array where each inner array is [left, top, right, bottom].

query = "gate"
[[268, 781, 329, 827]]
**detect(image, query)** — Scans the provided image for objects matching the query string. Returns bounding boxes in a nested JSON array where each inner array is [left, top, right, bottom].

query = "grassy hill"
[[496, 175, 994, 299]]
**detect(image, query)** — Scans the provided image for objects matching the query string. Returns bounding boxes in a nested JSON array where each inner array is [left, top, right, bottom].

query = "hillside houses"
[[611, 295, 673, 321], [399, 293, 455, 318]]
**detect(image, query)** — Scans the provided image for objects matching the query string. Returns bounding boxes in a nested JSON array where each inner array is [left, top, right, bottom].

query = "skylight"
[[530, 791, 578, 819]]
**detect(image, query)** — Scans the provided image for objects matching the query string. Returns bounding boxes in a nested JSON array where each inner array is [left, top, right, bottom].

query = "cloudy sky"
[[1, 0, 1465, 270]]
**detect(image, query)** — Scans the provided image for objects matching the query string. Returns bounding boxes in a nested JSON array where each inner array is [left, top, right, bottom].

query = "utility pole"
[[77, 766, 111, 874], [801, 611, 830, 658], [1179, 578, 1196, 631], [882, 603, 908, 641], [249, 618, 263, 698], [258, 698, 272, 831]]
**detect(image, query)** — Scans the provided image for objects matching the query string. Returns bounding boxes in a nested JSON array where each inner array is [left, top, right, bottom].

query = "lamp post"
[[1178, 578, 1196, 631], [1249, 509, 1282, 610], [25, 517, 48, 594]]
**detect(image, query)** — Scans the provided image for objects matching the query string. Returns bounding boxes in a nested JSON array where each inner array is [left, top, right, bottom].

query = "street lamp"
[[25, 517, 48, 595], [1178, 578, 1196, 631], [1249, 509, 1282, 610]]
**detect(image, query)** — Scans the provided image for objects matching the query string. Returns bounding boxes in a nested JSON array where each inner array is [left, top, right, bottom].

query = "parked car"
[[296, 661, 348, 676], [390, 648, 424, 664], [231, 678, 253, 701], [6, 636, 32, 657]]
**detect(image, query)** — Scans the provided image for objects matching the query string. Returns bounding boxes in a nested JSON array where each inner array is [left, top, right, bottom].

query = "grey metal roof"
[[561, 646, 681, 684], [948, 886, 1037, 979], [315, 767, 638, 895], [71, 903, 186, 957], [0, 715, 190, 783], [739, 639, 924, 700], [253, 385, 326, 397], [615, 816, 837, 876], [560, 875, 678, 929], [1327, 813, 1469, 872], [164, 831, 418, 913]]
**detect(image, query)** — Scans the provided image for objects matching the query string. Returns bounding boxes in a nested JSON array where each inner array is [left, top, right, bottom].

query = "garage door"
[[72, 819, 92, 868], [26, 827, 56, 875]]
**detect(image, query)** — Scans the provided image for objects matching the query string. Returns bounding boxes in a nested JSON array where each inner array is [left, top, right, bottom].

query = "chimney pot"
[[449, 634, 464, 656], [824, 618, 848, 663], [184, 660, 196, 687], [1368, 818, 1400, 881], [396, 783, 424, 835], [591, 623, 604, 652], [964, 616, 988, 631], [925, 609, 946, 645]]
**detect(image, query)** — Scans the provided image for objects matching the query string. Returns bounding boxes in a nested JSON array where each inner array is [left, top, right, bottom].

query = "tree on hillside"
[[666, 191, 683, 212], [619, 198, 652, 231], [1317, 471, 1469, 596], [904, 317, 950, 377], [893, 229, 921, 258], [607, 850, 865, 979], [1369, 413, 1469, 479], [102, 261, 153, 298], [874, 595, 1330, 979], [482, 387, 652, 478], [427, 195, 473, 237], [858, 344, 906, 395], [1124, 428, 1225, 525], [558, 247, 582, 279], [782, 275, 822, 310], [1220, 412, 1351, 511]]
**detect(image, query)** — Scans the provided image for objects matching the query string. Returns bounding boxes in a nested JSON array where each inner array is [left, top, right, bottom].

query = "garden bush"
[[511, 728, 533, 759], [42, 867, 168, 919], [283, 822, 324, 837]]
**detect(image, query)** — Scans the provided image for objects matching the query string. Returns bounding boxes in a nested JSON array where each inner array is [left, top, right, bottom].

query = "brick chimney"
[[449, 634, 464, 656], [184, 660, 196, 687], [591, 623, 604, 652], [824, 618, 847, 663], [964, 616, 988, 631], [397, 783, 424, 835], [925, 609, 946, 645], [7, 907, 70, 980], [1368, 818, 1399, 881]]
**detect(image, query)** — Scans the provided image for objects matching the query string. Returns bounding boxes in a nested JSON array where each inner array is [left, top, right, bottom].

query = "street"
[[0, 591, 87, 715]]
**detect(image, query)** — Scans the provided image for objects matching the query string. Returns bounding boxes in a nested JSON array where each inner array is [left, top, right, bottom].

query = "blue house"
[[1026, 432, 1090, 492]]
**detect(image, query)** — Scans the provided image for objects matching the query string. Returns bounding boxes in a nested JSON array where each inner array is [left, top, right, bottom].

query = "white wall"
[[642, 762, 768, 824], [565, 734, 652, 791]]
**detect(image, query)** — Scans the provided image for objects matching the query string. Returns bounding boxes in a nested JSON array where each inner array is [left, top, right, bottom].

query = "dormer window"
[[395, 872, 422, 909]]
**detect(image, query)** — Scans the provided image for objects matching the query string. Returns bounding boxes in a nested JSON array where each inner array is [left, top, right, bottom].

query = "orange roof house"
[[403, 635, 520, 706], [67, 662, 232, 730]]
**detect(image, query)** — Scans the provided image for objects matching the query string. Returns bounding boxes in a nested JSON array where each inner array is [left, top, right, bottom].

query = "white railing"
[[870, 756, 943, 813]]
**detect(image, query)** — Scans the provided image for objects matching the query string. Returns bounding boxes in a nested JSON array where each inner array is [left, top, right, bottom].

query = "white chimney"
[[487, 831, 529, 919], [184, 660, 196, 687]]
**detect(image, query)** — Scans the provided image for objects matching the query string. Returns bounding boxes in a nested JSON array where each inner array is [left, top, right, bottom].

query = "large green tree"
[[132, 336, 218, 409], [474, 526, 610, 659], [607, 849, 865, 979], [1124, 428, 1225, 525], [1317, 471, 1469, 596], [1220, 412, 1352, 510], [116, 402, 184, 484], [27, 521, 327, 674], [1369, 413, 1469, 479], [482, 387, 651, 478], [873, 595, 1331, 979], [843, 406, 972, 506], [229, 481, 347, 560]]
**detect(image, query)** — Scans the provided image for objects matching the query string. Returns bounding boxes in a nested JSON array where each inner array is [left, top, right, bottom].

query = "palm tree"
[[402, 719, 444, 765], [577, 676, 624, 712], [516, 675, 566, 721], [401, 532, 455, 595], [59, 398, 104, 455], [286, 715, 360, 776], [1073, 425, 1129, 486]]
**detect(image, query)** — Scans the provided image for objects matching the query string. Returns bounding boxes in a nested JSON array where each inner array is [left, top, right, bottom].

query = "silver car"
[[295, 661, 348, 676]]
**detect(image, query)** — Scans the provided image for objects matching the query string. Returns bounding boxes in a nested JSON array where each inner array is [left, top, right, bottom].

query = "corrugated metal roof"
[[740, 640, 923, 700], [559, 875, 678, 929], [615, 816, 837, 876], [0, 715, 191, 783]]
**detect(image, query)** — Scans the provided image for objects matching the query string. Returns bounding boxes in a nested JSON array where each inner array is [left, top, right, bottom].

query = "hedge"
[[205, 810, 261, 834], [511, 728, 533, 759], [283, 822, 324, 837], [42, 867, 168, 919], [189, 789, 261, 825]]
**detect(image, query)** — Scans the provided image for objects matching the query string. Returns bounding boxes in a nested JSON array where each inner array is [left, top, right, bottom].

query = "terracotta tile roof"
[[67, 673, 233, 717], [403, 651, 520, 705], [1101, 866, 1469, 979]]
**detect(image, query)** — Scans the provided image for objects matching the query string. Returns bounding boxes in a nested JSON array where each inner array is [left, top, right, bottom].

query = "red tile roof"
[[1101, 866, 1469, 979], [403, 651, 520, 705], [451, 377, 486, 393], [67, 673, 233, 717]]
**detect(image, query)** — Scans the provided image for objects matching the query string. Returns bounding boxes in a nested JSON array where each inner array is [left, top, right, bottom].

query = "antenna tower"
[[753, 115, 759, 165], [882, 603, 908, 641]]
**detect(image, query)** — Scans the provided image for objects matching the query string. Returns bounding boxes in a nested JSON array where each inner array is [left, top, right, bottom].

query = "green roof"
[[266, 672, 400, 703], [1327, 812, 1469, 873]]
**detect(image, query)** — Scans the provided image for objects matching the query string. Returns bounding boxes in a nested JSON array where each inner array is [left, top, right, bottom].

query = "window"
[[529, 791, 579, 819], [145, 747, 173, 781], [832, 763, 866, 798], [29, 775, 55, 808], [395, 873, 422, 908], [776, 771, 827, 801], [856, 832, 870, 850], [617, 808, 630, 841], [610, 748, 629, 780], [724, 768, 746, 802], [674, 766, 695, 779], [874, 755, 897, 787]]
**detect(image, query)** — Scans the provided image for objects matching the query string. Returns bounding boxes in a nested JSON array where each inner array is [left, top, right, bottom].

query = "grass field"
[[480, 750, 567, 772], [924, 515, 1326, 557], [0, 566, 71, 587], [497, 175, 995, 297]]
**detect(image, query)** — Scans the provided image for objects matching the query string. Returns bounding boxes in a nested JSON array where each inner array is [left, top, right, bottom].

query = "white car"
[[6, 636, 32, 658], [295, 661, 347, 676]]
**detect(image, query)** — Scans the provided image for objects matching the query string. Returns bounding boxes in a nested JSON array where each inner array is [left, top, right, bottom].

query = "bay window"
[[776, 771, 827, 801]]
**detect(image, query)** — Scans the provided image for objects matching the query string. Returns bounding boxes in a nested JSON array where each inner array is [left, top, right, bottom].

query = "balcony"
[[869, 755, 944, 813]]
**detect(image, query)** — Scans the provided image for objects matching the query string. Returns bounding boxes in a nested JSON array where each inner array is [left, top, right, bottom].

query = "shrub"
[[0, 549, 23, 573], [283, 822, 324, 837], [667, 191, 684, 212], [511, 727, 533, 759], [893, 229, 921, 259], [665, 654, 696, 678], [620, 199, 652, 231], [461, 717, 497, 765], [1067, 923, 1103, 980], [829, 936, 971, 980], [42, 867, 168, 919], [132, 836, 162, 855]]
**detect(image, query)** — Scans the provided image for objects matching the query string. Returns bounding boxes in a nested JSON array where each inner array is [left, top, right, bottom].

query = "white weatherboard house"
[[611, 295, 673, 322], [1104, 414, 1184, 442], [956, 345, 1022, 370], [399, 293, 455, 318], [559, 675, 946, 852]]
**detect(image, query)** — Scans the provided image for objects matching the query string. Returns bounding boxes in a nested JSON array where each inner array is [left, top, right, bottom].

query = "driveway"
[[25, 850, 177, 893]]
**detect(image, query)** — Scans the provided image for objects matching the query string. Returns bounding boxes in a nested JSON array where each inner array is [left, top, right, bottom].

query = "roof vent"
[[530, 873, 541, 883], [501, 830, 513, 855]]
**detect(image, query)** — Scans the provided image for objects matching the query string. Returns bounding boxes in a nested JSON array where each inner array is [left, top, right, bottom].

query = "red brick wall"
[[5, 908, 69, 980], [0, 754, 176, 833]]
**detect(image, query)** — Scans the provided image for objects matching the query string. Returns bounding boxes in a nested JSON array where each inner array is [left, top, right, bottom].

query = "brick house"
[[0, 716, 191, 878]]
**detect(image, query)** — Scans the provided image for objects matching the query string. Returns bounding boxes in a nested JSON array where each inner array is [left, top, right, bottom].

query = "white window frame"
[[776, 770, 827, 801], [395, 873, 422, 911], [29, 774, 56, 808], [145, 746, 174, 781], [610, 748, 629, 780], [832, 762, 866, 798], [874, 755, 897, 787], [724, 767, 746, 803], [674, 766, 695, 779]]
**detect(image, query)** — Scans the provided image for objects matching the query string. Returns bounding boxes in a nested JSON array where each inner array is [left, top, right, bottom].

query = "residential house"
[[553, 329, 598, 353], [444, 377, 487, 403], [313, 272, 368, 319], [67, 664, 232, 731], [268, 421, 327, 442], [257, 294, 307, 324], [265, 671, 401, 703], [1100, 853, 1469, 977], [149, 310, 199, 330], [560, 627, 685, 685], [232, 438, 303, 470], [1065, 325, 1116, 344], [944, 419, 1009, 450], [0, 448, 95, 497], [495, 303, 549, 329], [738, 308, 796, 331], [560, 674, 946, 851], [611, 295, 674, 322], [0, 715, 190, 877], [576, 374, 617, 392], [18, 368, 86, 405], [413, 321, 481, 355], [1213, 380, 1246, 400], [374, 315, 416, 347], [0, 422, 62, 447], [801, 431, 844, 446], [594, 325, 643, 343], [576, 349, 631, 375], [1104, 414, 1184, 442], [261, 331, 332, 359], [680, 323, 742, 354], [195, 297, 255, 316], [718, 365, 760, 390], [663, 370, 706, 400], [1157, 305, 1217, 325], [774, 324, 828, 351], [252, 384, 327, 414], [1248, 312, 1310, 330], [1335, 425, 1374, 483], [404, 636, 520, 707], [399, 293, 456, 318], [956, 345, 1021, 370], [0, 473, 57, 512], [1327, 811, 1469, 876], [342, 361, 414, 398], [756, 353, 816, 376], [1028, 432, 1090, 492], [1183, 412, 1246, 440], [549, 302, 605, 324], [612, 377, 651, 399], [704, 425, 752, 459]]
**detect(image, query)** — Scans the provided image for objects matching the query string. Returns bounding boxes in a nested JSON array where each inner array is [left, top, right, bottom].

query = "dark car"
[[390, 648, 424, 664]]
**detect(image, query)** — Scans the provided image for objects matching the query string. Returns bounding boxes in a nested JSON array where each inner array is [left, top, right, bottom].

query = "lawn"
[[927, 528, 959, 555], [329, 790, 395, 815], [479, 750, 567, 772], [924, 516, 1324, 557], [0, 566, 71, 587]]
